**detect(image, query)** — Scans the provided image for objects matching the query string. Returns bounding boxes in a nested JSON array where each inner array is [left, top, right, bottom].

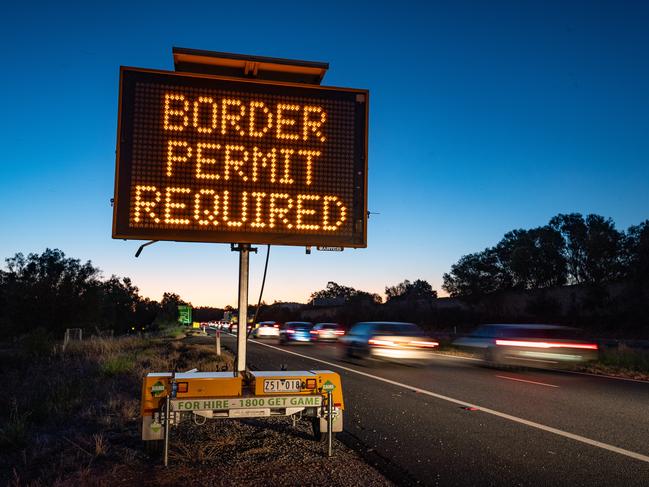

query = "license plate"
[[229, 408, 270, 418], [264, 379, 302, 393]]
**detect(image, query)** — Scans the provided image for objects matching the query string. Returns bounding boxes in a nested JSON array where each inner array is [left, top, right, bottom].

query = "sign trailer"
[[115, 48, 365, 464]]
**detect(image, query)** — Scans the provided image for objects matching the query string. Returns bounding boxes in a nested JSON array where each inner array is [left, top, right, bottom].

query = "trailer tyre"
[[144, 439, 163, 457], [311, 417, 336, 442]]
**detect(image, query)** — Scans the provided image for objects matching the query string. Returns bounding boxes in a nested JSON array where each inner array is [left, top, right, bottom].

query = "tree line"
[[4, 212, 647, 339], [0, 248, 191, 339], [442, 213, 649, 298], [309, 279, 437, 305]]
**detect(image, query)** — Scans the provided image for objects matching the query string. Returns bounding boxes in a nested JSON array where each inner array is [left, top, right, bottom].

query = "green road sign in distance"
[[178, 305, 192, 325], [323, 380, 335, 392]]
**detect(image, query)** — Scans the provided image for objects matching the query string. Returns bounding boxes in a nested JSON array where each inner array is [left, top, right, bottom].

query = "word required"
[[131, 91, 347, 232]]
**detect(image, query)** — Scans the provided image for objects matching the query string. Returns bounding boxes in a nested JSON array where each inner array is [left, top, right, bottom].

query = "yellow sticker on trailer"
[[172, 395, 323, 411]]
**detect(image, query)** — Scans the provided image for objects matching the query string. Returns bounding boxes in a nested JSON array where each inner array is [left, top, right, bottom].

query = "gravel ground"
[[109, 415, 393, 486]]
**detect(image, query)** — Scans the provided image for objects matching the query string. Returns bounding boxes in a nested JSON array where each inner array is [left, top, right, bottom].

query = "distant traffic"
[[203, 319, 600, 370]]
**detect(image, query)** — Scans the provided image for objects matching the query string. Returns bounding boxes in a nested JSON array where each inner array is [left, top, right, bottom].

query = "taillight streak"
[[495, 339, 598, 350], [410, 340, 439, 348], [368, 338, 395, 347]]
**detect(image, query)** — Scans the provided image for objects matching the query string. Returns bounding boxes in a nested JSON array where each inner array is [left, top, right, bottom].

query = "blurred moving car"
[[228, 322, 251, 334], [310, 323, 345, 341], [252, 321, 281, 339], [453, 324, 598, 368], [279, 322, 314, 344], [339, 322, 439, 364]]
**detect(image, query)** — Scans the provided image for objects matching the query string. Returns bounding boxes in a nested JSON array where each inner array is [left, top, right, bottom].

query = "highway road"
[[206, 331, 649, 486]]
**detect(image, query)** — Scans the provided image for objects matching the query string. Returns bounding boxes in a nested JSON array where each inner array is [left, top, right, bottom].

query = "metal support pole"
[[327, 391, 333, 457], [236, 244, 250, 373], [163, 393, 170, 466], [216, 330, 221, 356]]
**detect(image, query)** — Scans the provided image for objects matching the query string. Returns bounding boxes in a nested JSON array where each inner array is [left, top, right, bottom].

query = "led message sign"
[[113, 67, 368, 247]]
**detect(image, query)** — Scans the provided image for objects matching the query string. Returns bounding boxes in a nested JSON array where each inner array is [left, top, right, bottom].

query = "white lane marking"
[[496, 375, 559, 388], [245, 338, 649, 464]]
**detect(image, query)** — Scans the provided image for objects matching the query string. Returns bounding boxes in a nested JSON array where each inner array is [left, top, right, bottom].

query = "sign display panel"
[[113, 67, 368, 247]]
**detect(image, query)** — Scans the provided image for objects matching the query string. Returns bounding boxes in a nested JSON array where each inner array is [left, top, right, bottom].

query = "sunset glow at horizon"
[[1, 1, 647, 308]]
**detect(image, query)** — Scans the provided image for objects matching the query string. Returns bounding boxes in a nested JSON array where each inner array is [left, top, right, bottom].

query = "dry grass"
[[1, 331, 389, 486], [92, 434, 109, 457], [0, 329, 233, 486], [574, 345, 649, 380]]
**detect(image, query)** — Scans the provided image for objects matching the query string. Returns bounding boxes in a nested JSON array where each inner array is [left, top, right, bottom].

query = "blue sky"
[[1, 1, 647, 306]]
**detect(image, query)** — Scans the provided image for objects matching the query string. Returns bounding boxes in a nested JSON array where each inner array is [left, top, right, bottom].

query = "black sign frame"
[[113, 67, 368, 248]]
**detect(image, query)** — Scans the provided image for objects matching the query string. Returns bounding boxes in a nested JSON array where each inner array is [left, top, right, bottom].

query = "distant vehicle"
[[229, 322, 252, 334], [453, 324, 598, 369], [217, 320, 230, 330], [310, 323, 345, 341], [339, 322, 439, 364], [252, 321, 280, 339], [279, 322, 315, 344]]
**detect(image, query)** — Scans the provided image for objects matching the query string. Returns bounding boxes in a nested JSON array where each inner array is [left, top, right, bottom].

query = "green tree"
[[624, 220, 649, 284], [385, 279, 437, 301], [495, 226, 567, 289], [583, 214, 625, 284], [0, 249, 102, 336], [100, 276, 142, 334], [158, 292, 189, 323], [549, 213, 588, 284], [442, 248, 506, 298], [0, 249, 165, 337], [309, 281, 382, 304], [549, 213, 624, 285]]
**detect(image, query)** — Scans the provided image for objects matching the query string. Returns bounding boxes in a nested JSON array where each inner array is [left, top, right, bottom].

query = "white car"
[[252, 321, 280, 339]]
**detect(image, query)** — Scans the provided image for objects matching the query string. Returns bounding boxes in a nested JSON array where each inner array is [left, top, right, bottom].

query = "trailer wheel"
[[311, 417, 336, 442], [144, 439, 163, 457]]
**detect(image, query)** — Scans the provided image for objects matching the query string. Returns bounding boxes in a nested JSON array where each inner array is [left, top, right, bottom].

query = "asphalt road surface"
[[205, 331, 649, 486]]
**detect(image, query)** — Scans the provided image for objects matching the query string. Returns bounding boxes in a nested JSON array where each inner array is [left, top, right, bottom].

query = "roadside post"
[[233, 243, 256, 374], [327, 391, 333, 456], [115, 47, 367, 464], [163, 373, 177, 467], [323, 380, 336, 456]]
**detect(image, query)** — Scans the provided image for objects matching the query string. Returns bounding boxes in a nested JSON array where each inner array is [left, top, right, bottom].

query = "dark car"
[[453, 324, 598, 369], [279, 321, 315, 344], [339, 322, 439, 364], [310, 323, 345, 341]]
